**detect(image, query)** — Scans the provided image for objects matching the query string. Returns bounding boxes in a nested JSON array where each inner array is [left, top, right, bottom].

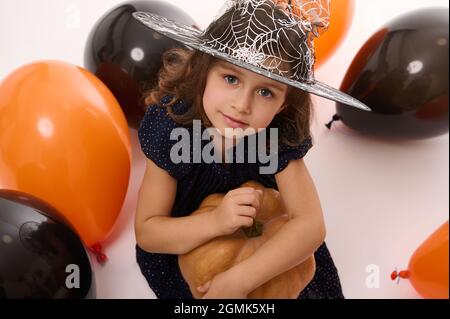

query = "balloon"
[[392, 221, 449, 299], [0, 60, 131, 249], [336, 8, 449, 139], [84, 0, 198, 129], [0, 190, 93, 299], [314, 0, 355, 69]]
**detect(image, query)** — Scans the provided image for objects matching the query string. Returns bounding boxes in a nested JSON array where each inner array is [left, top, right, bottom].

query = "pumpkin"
[[178, 180, 316, 299]]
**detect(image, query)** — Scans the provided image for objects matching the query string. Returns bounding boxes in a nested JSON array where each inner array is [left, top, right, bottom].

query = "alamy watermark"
[[65, 2, 80, 29], [65, 264, 80, 289], [365, 264, 380, 289], [169, 120, 279, 175]]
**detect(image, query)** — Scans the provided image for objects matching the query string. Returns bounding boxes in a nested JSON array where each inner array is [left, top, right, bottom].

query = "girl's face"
[[203, 61, 288, 140]]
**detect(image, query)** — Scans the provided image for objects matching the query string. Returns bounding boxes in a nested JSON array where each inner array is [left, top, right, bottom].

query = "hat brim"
[[133, 12, 371, 111]]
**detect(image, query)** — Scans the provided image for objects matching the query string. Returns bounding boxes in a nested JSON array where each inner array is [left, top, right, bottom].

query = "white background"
[[0, 0, 449, 299]]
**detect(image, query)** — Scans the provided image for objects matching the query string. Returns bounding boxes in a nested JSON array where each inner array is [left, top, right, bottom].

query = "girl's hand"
[[210, 187, 263, 237], [197, 270, 249, 299]]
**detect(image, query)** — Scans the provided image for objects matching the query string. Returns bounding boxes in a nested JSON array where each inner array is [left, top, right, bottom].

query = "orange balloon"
[[393, 222, 449, 299], [0, 61, 131, 249], [314, 0, 355, 69], [409, 221, 449, 299]]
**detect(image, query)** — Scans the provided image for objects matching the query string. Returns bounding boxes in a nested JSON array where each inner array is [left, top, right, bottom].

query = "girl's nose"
[[232, 92, 252, 114]]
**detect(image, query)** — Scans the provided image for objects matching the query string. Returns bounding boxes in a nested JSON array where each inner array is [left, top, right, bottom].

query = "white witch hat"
[[133, 0, 371, 111]]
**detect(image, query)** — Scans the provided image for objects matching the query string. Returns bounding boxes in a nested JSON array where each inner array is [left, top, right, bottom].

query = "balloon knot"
[[325, 114, 342, 129], [90, 243, 108, 264], [390, 270, 398, 281], [391, 269, 410, 283]]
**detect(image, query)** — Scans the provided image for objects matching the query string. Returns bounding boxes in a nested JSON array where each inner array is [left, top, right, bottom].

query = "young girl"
[[133, 0, 370, 299]]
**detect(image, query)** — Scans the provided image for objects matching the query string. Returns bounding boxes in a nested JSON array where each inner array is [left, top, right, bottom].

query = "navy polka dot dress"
[[136, 96, 345, 299]]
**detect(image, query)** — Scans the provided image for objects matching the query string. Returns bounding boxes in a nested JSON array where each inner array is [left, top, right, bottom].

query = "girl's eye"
[[224, 75, 238, 85], [258, 88, 274, 98]]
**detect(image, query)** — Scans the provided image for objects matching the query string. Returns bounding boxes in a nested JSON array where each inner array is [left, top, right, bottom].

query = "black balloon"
[[84, 0, 198, 129], [337, 8, 449, 139], [0, 190, 93, 299]]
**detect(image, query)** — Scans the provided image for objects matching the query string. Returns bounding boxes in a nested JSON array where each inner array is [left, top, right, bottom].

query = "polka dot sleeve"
[[275, 137, 313, 174], [138, 102, 194, 180]]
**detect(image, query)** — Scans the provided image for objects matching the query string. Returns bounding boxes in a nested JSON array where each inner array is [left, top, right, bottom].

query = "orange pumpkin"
[[179, 181, 316, 299]]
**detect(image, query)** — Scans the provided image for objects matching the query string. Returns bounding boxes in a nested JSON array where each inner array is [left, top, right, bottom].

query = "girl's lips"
[[222, 113, 248, 129]]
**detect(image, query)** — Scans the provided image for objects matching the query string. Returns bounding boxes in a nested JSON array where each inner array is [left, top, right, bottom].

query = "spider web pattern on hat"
[[131, 0, 371, 111], [203, 0, 331, 83]]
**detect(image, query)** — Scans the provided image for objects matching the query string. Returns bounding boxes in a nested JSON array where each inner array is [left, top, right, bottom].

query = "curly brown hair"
[[143, 3, 314, 147]]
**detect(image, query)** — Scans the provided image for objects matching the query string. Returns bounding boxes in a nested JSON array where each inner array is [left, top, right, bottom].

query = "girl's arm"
[[228, 159, 326, 293], [135, 159, 219, 255]]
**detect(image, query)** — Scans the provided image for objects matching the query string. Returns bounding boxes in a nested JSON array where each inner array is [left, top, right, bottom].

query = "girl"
[[133, 0, 370, 299]]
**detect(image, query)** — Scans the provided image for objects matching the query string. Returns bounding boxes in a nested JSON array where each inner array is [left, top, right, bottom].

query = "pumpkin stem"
[[242, 219, 263, 238]]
